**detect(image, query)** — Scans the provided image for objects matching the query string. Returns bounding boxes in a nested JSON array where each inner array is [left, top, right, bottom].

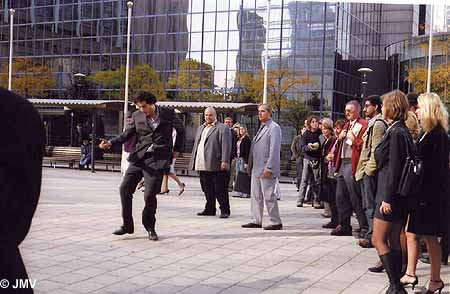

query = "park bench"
[[96, 153, 122, 172], [43, 146, 81, 168], [174, 152, 192, 175]]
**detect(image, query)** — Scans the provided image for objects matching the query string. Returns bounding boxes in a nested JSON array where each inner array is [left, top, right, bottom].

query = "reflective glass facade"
[[1, 0, 388, 115]]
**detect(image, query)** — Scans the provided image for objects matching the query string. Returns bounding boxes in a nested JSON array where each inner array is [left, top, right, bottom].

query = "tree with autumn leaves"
[[0, 58, 56, 98], [166, 58, 217, 102], [406, 38, 450, 106], [89, 64, 166, 100], [235, 69, 311, 113]]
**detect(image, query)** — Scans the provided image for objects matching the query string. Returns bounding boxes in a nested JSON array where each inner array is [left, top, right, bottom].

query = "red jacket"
[[334, 117, 368, 177]]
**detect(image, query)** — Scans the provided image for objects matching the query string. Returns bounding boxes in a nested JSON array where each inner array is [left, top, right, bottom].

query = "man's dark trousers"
[[199, 171, 230, 214], [336, 159, 368, 231], [295, 157, 303, 189], [120, 162, 163, 231], [360, 174, 377, 240]]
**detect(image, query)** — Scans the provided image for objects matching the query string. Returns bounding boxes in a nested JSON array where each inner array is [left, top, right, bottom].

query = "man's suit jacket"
[[189, 122, 232, 172], [110, 106, 185, 171], [0, 88, 44, 291], [248, 119, 282, 178], [335, 117, 368, 177]]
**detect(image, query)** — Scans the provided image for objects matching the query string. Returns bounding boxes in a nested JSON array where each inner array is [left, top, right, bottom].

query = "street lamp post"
[[357, 67, 373, 98], [427, 5, 434, 94], [263, 0, 271, 104], [8, 9, 15, 91], [124, 1, 133, 129]]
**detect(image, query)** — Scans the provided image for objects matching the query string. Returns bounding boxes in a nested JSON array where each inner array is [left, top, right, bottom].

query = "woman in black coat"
[[235, 125, 252, 197], [404, 93, 449, 294], [372, 90, 413, 294]]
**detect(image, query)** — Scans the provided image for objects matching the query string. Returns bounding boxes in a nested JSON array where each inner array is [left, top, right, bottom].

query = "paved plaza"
[[20, 168, 449, 294]]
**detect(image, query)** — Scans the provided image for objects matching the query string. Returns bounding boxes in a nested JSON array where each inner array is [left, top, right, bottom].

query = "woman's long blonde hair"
[[417, 92, 449, 133]]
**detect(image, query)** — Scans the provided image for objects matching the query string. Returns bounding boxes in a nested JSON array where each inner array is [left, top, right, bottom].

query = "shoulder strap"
[[365, 119, 388, 150]]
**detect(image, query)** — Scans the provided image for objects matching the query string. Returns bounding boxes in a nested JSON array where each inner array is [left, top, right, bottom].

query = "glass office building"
[[1, 0, 388, 116]]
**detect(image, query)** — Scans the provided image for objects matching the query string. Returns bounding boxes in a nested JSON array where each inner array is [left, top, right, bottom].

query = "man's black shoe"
[[148, 230, 158, 241], [113, 226, 134, 235], [368, 261, 384, 273], [242, 223, 262, 228], [357, 238, 373, 248], [322, 222, 338, 229], [197, 211, 216, 216], [330, 225, 352, 236], [219, 213, 230, 219], [264, 224, 283, 230]]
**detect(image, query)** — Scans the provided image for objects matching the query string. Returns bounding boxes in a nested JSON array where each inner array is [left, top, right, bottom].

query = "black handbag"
[[397, 135, 424, 197], [234, 171, 251, 194]]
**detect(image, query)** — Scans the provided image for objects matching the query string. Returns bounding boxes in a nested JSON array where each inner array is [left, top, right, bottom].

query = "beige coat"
[[355, 114, 387, 181]]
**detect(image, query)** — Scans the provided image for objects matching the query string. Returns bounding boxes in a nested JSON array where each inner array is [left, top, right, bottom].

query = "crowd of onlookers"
[[290, 90, 449, 294]]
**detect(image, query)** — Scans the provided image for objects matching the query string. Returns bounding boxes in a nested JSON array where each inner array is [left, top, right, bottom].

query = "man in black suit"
[[100, 92, 184, 241], [0, 88, 44, 294]]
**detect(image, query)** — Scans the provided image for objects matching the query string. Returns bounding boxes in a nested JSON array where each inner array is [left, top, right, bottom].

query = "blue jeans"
[[359, 174, 377, 240]]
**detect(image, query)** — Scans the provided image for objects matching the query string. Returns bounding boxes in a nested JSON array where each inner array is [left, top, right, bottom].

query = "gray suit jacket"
[[189, 122, 232, 171], [248, 119, 282, 178]]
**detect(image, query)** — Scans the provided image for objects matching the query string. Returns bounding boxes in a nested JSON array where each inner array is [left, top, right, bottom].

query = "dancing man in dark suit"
[[100, 92, 184, 241], [0, 88, 44, 294], [190, 107, 232, 218]]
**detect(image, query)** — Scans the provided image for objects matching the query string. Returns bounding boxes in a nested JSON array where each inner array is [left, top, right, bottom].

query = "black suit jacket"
[[110, 106, 185, 171], [0, 88, 44, 291]]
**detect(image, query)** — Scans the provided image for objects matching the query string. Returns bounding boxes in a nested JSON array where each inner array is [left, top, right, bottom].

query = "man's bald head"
[[204, 107, 217, 124]]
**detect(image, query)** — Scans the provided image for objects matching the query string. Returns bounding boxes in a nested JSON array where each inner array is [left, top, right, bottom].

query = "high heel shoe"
[[424, 279, 445, 294], [400, 274, 418, 290], [178, 183, 185, 196], [158, 190, 170, 195]]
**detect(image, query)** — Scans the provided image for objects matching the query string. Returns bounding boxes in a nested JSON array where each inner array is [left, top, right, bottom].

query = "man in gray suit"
[[242, 104, 283, 230], [190, 107, 232, 218]]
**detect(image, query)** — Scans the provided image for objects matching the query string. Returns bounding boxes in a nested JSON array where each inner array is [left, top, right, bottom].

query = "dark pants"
[[327, 178, 338, 225], [120, 163, 163, 231], [360, 174, 377, 240], [0, 244, 33, 294], [199, 171, 230, 214], [336, 160, 368, 231], [295, 158, 303, 189]]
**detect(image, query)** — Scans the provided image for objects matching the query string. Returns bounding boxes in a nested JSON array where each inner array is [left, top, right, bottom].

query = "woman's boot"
[[379, 251, 407, 294]]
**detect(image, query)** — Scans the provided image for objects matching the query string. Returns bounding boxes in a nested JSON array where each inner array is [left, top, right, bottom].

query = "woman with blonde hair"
[[372, 90, 414, 294], [400, 93, 449, 294]]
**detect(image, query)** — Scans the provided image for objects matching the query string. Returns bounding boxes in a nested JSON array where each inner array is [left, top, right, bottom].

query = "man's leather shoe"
[[197, 211, 215, 216], [368, 261, 384, 273], [112, 226, 134, 235], [219, 213, 230, 219], [357, 239, 373, 248], [242, 223, 262, 228], [322, 222, 338, 229], [148, 230, 158, 241], [264, 224, 282, 230], [330, 225, 352, 236]]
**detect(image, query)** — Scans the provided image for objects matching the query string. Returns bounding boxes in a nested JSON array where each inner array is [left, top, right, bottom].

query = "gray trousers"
[[335, 160, 368, 231], [250, 175, 282, 226], [359, 174, 377, 240], [297, 158, 321, 204]]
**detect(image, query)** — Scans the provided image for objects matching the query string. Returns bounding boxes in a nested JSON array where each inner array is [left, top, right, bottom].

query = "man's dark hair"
[[406, 92, 418, 107], [366, 95, 382, 113], [134, 92, 157, 105]]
